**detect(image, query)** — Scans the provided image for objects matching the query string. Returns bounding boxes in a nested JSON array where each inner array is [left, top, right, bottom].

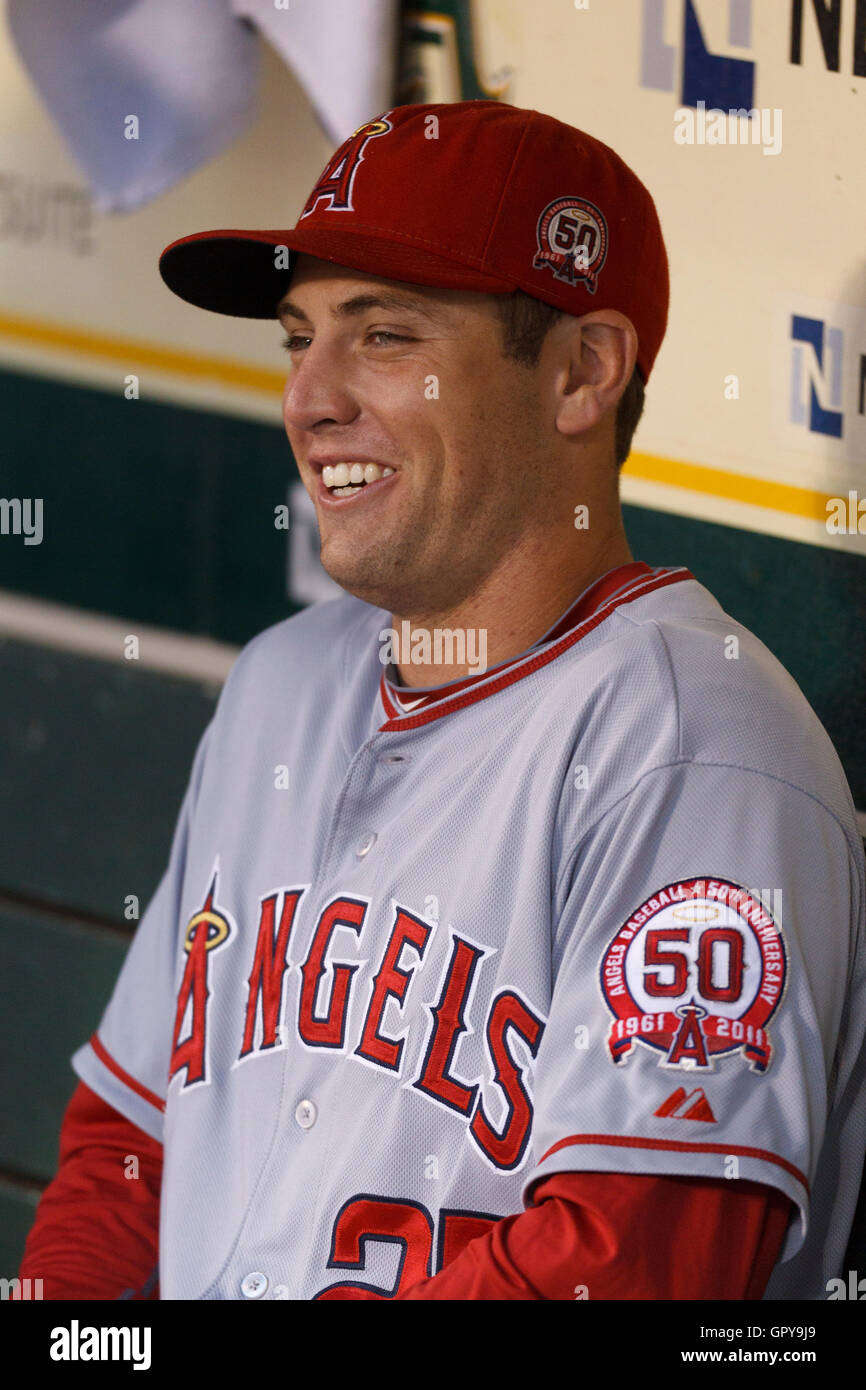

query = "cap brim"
[[158, 231, 296, 317], [159, 227, 517, 318]]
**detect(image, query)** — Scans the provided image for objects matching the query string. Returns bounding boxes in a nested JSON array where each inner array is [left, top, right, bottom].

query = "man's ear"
[[553, 310, 638, 439]]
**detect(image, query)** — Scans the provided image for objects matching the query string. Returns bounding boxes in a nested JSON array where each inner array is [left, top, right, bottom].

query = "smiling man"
[[21, 101, 866, 1302]]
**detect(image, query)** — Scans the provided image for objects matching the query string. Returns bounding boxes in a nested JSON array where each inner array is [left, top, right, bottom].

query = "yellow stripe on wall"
[[625, 452, 831, 523], [0, 310, 285, 395], [0, 309, 837, 526]]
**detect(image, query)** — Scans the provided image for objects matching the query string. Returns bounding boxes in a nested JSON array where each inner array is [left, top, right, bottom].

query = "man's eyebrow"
[[276, 290, 449, 326]]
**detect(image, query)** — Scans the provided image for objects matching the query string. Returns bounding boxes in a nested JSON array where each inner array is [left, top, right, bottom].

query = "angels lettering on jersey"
[[169, 866, 546, 1173]]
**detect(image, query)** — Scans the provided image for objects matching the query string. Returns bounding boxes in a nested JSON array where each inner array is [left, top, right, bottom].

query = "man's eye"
[[366, 331, 413, 344], [281, 331, 412, 352]]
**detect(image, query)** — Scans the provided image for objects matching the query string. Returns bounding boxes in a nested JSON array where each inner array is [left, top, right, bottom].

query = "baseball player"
[[21, 101, 866, 1301]]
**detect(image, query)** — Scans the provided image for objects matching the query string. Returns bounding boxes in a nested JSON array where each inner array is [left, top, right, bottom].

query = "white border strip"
[[0, 589, 238, 684]]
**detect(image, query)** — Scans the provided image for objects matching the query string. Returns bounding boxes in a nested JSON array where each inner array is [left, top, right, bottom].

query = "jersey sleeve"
[[522, 759, 863, 1262], [70, 718, 214, 1142]]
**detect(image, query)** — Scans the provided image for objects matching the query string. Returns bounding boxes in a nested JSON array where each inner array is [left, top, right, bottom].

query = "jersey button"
[[356, 832, 377, 857], [240, 1271, 269, 1299], [295, 1098, 318, 1130]]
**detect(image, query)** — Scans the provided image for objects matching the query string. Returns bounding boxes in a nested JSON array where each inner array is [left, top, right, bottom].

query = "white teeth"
[[321, 462, 396, 493]]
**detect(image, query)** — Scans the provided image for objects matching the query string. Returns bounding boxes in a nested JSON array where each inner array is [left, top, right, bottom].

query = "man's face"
[[280, 254, 556, 617]]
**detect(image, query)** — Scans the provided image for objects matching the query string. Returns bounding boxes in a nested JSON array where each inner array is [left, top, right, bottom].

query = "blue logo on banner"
[[790, 316, 844, 439], [642, 0, 755, 110]]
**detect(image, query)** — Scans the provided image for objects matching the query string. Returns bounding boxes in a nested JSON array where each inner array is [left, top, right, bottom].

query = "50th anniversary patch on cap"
[[599, 878, 787, 1074], [532, 196, 609, 293]]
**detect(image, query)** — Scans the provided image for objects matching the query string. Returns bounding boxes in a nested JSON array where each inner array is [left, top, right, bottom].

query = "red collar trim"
[[533, 560, 655, 645], [382, 562, 654, 717], [378, 566, 695, 730]]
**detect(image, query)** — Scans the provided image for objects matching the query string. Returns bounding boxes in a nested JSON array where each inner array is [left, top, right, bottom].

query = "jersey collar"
[[377, 561, 695, 730]]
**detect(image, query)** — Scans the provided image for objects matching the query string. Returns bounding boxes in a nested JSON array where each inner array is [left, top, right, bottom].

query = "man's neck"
[[390, 532, 634, 689]]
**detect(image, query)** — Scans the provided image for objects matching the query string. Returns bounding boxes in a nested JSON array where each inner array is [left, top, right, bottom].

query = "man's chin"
[[318, 550, 400, 612]]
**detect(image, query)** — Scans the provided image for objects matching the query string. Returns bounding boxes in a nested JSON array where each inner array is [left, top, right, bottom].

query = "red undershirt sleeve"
[[396, 1170, 793, 1300], [18, 1080, 162, 1301]]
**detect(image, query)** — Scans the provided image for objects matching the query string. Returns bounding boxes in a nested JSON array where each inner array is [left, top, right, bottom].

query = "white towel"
[[7, 0, 399, 215], [6, 0, 260, 213], [230, 0, 398, 145]]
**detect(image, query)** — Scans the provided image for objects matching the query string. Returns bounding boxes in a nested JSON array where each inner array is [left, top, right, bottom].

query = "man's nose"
[[282, 343, 359, 433]]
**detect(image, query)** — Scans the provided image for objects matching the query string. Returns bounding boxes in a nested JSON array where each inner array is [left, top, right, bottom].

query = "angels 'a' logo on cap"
[[300, 115, 393, 219], [533, 196, 608, 293], [598, 878, 788, 1074]]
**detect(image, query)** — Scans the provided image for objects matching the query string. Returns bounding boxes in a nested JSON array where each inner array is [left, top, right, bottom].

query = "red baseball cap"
[[159, 100, 669, 383]]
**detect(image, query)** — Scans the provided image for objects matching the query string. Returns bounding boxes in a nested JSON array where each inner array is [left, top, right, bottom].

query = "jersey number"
[[313, 1195, 499, 1300]]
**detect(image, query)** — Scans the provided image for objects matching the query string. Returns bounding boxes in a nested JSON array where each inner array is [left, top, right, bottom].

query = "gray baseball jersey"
[[72, 563, 866, 1300]]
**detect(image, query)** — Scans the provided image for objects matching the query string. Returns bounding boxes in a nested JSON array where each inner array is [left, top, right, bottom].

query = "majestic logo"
[[599, 878, 787, 1073], [532, 197, 608, 293], [654, 1085, 716, 1122], [299, 115, 393, 218]]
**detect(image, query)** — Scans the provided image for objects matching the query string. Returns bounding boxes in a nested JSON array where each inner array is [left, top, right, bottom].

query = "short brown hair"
[[491, 290, 645, 468]]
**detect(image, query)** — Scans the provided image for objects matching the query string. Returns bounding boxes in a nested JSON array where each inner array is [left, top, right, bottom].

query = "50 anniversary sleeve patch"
[[599, 879, 787, 1074]]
